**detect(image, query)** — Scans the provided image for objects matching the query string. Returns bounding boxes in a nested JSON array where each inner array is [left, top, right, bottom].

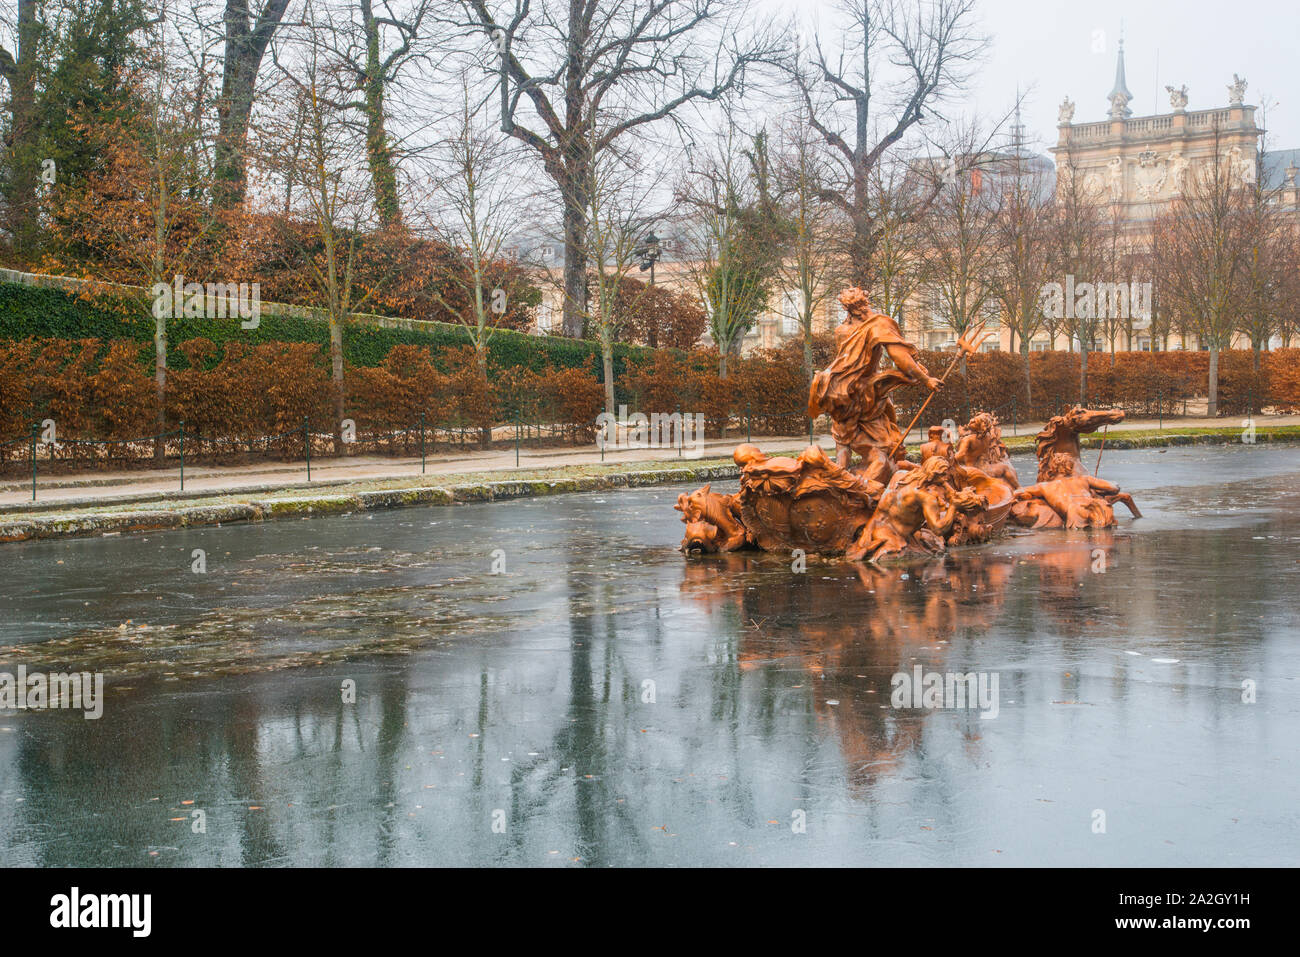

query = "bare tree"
[[582, 138, 663, 413], [1238, 147, 1294, 377], [788, 0, 988, 285], [416, 79, 531, 426], [460, 0, 777, 338], [304, 0, 436, 227], [0, 0, 41, 253], [213, 0, 292, 210], [678, 116, 777, 377], [990, 144, 1052, 404], [1096, 200, 1132, 360], [862, 151, 927, 335], [918, 147, 1001, 372], [775, 109, 842, 379], [1153, 127, 1255, 417], [1047, 145, 1107, 400], [265, 33, 377, 451]]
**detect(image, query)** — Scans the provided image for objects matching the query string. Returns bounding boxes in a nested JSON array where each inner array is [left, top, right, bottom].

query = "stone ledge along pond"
[[1, 444, 1297, 866]]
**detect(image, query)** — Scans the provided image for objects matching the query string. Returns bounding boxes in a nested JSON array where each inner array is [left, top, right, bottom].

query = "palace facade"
[[519, 43, 1299, 355]]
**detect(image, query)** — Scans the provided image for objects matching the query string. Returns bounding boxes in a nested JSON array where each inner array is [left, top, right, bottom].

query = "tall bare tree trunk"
[[154, 317, 167, 466], [1207, 346, 1219, 418], [1, 0, 41, 257], [478, 345, 491, 448], [1021, 341, 1033, 411], [1079, 345, 1089, 404], [214, 0, 290, 210], [330, 317, 345, 453], [560, 170, 589, 337], [360, 0, 401, 228]]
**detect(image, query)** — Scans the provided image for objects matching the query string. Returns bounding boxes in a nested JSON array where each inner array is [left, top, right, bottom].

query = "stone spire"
[[1108, 39, 1133, 119], [1010, 88, 1026, 153]]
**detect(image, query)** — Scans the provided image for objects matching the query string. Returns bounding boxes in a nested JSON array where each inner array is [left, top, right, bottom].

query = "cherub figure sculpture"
[[954, 411, 1019, 488], [847, 457, 986, 563], [920, 425, 953, 464]]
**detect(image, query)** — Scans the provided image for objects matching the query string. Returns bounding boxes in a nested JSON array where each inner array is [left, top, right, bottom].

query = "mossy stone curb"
[[0, 464, 741, 543], [3, 434, 1292, 545]]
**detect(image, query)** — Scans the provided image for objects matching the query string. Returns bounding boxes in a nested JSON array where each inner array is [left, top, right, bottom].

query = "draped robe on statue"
[[807, 310, 918, 459]]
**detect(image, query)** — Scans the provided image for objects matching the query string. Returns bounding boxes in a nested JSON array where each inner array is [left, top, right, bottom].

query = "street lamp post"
[[635, 231, 661, 285], [634, 231, 663, 347]]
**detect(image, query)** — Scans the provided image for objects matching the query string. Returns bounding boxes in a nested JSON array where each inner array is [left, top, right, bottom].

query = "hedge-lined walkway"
[[3, 413, 1297, 514]]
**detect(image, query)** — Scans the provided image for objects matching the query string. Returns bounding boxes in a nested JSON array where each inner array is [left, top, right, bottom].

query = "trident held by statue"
[[889, 322, 991, 460]]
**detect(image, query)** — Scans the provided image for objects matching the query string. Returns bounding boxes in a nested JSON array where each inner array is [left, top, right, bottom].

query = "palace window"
[[536, 300, 556, 333]]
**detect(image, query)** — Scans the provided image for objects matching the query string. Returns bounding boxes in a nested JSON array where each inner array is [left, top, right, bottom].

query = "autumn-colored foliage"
[[3, 338, 1300, 472], [613, 278, 709, 350]]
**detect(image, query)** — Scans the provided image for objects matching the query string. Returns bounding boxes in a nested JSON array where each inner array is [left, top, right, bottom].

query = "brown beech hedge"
[[1, 337, 1297, 465]]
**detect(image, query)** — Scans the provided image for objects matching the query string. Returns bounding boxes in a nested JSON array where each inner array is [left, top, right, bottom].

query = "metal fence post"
[[304, 416, 311, 482], [746, 403, 751, 445], [515, 413, 521, 467], [420, 411, 426, 475], [179, 420, 185, 491], [30, 424, 38, 502]]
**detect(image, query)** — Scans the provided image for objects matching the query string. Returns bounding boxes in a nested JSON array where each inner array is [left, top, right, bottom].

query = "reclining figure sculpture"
[[673, 287, 1140, 561], [1008, 406, 1142, 527]]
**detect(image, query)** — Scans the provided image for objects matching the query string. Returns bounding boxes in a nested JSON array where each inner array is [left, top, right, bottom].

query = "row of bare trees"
[[2, 0, 1296, 431], [0, 0, 1006, 408]]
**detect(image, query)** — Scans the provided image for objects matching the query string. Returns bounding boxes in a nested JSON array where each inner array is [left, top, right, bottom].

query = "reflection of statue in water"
[[807, 288, 942, 487], [700, 552, 1014, 794]]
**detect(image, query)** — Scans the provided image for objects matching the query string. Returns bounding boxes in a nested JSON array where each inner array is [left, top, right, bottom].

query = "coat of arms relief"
[[1134, 151, 1167, 200]]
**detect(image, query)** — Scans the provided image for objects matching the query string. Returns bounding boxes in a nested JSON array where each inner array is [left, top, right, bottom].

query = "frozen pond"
[[1, 444, 1298, 866]]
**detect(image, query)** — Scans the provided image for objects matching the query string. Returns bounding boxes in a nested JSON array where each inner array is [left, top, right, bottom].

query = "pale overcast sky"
[[765, 0, 1300, 157]]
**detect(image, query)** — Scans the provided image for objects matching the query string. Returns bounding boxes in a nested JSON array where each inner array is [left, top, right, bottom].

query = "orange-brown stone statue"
[[1034, 405, 1125, 480], [807, 288, 943, 487], [675, 484, 748, 553], [1011, 452, 1142, 529], [955, 412, 1020, 488], [920, 425, 953, 464], [732, 443, 881, 555], [670, 286, 1141, 561], [846, 457, 986, 562]]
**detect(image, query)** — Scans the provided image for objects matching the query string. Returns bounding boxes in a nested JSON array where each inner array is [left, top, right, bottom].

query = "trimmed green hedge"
[[0, 280, 665, 379]]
